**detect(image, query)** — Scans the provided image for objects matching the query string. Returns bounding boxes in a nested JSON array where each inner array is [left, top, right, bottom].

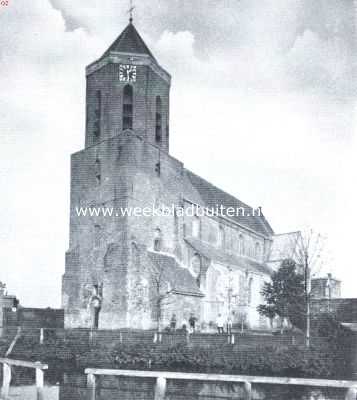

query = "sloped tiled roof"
[[147, 251, 203, 297], [341, 323, 357, 332], [185, 237, 273, 276], [185, 170, 274, 237], [268, 232, 301, 262], [102, 22, 156, 60]]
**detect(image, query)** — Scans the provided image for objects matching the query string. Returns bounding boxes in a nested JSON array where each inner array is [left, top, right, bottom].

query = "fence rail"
[[0, 357, 48, 400], [85, 368, 357, 400], [2, 326, 311, 348]]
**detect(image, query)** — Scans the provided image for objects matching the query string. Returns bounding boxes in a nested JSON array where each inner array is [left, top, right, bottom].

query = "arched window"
[[192, 216, 201, 238], [255, 242, 261, 259], [248, 277, 253, 305], [142, 278, 149, 300], [238, 234, 244, 255], [131, 242, 140, 272], [123, 85, 133, 130], [191, 254, 201, 277], [95, 158, 101, 185], [218, 226, 225, 247], [94, 225, 101, 247], [154, 228, 162, 251], [93, 90, 101, 139], [155, 96, 162, 144]]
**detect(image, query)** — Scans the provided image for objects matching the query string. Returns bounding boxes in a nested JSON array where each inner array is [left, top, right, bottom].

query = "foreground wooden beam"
[[87, 372, 96, 400], [0, 358, 48, 400], [85, 368, 357, 400], [154, 376, 166, 400], [84, 368, 357, 389], [36, 367, 44, 400], [0, 358, 48, 370], [1, 363, 11, 399]]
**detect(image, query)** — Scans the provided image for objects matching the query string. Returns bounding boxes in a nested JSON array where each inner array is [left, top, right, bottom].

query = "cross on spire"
[[127, 0, 135, 23]]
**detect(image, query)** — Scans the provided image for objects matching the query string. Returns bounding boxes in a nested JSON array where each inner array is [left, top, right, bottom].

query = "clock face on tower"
[[119, 64, 137, 82]]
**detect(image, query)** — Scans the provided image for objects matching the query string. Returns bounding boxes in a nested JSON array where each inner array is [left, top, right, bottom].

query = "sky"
[[0, 0, 356, 307]]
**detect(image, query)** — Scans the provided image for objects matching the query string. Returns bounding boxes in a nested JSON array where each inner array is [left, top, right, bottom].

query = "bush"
[[4, 331, 350, 379], [108, 341, 344, 378]]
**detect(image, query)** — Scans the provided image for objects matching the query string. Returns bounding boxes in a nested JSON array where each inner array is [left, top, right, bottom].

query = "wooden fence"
[[3, 326, 308, 348], [0, 357, 48, 400], [85, 368, 357, 400]]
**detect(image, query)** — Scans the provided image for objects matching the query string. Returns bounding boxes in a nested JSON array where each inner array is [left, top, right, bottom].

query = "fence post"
[[243, 381, 252, 400], [158, 333, 162, 343], [231, 334, 235, 345], [153, 332, 158, 343], [40, 328, 44, 345], [154, 376, 166, 400], [120, 331, 123, 343], [36, 365, 44, 400], [87, 373, 96, 400], [186, 331, 190, 345], [1, 363, 11, 399], [345, 387, 357, 400]]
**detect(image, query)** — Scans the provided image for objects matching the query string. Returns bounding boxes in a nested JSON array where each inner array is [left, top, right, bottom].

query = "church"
[[62, 19, 298, 331]]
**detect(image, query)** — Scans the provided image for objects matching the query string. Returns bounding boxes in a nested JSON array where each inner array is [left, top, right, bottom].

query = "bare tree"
[[294, 229, 327, 347], [140, 261, 174, 332]]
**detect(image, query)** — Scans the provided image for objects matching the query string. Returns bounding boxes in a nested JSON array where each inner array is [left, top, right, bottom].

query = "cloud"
[[0, 0, 356, 306], [0, 0, 103, 307], [285, 29, 356, 96]]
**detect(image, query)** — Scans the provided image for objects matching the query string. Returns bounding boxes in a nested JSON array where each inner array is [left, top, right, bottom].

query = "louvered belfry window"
[[155, 96, 162, 143], [123, 85, 133, 130], [94, 90, 101, 139]]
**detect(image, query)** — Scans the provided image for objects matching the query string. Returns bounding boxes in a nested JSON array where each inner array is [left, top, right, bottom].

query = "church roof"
[[185, 170, 274, 237], [147, 251, 203, 297], [185, 237, 273, 276], [102, 22, 156, 61]]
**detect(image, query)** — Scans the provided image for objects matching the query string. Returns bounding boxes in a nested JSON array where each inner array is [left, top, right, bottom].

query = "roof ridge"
[[185, 169, 252, 210], [273, 231, 301, 237], [185, 169, 274, 236]]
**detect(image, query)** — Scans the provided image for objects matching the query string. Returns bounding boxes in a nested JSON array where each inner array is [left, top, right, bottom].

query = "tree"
[[258, 259, 306, 333], [149, 263, 173, 332], [294, 229, 327, 347]]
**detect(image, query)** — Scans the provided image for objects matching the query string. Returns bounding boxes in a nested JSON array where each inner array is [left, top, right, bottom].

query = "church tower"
[[62, 20, 178, 329], [62, 14, 279, 332], [85, 21, 171, 152]]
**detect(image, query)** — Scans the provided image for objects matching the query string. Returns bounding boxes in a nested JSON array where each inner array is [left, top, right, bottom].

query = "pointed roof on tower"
[[101, 22, 156, 61]]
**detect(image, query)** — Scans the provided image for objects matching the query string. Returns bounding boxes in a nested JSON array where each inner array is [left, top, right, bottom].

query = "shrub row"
[[7, 336, 350, 380]]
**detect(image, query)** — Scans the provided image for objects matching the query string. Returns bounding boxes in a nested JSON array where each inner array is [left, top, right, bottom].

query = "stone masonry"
[[62, 21, 297, 330]]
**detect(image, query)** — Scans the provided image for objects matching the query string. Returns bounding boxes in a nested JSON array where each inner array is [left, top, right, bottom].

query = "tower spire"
[[127, 0, 135, 24]]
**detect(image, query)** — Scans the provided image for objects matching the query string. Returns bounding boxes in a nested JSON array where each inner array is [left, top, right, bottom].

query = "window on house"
[[192, 216, 201, 238], [123, 85, 133, 130], [95, 159, 101, 185], [155, 96, 162, 144], [154, 228, 162, 251], [94, 90, 101, 139]]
